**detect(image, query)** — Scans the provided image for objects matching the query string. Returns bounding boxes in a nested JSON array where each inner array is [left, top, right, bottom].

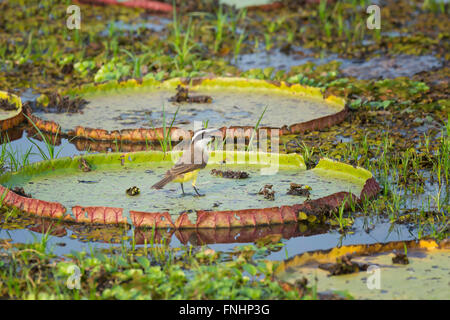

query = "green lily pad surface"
[[34, 87, 342, 132], [277, 247, 450, 300], [0, 109, 18, 121], [1, 151, 366, 220]]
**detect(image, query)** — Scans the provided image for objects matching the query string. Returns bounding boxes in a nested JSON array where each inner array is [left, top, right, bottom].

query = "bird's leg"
[[192, 176, 204, 197], [180, 183, 185, 196], [193, 186, 205, 197]]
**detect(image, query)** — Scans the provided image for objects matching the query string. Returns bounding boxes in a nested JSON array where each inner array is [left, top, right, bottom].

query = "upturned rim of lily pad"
[[274, 238, 450, 281], [276, 239, 449, 270], [0, 91, 24, 132], [0, 150, 379, 230], [25, 77, 348, 143]]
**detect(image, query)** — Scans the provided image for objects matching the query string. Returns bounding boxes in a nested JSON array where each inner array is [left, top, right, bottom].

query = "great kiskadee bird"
[[151, 128, 220, 196]]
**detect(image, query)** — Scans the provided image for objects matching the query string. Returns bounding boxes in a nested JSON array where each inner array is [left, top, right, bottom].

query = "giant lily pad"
[[275, 239, 450, 300], [26, 77, 347, 143], [0, 91, 24, 132], [0, 150, 378, 229]]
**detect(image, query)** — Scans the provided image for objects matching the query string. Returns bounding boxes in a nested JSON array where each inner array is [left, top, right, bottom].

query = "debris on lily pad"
[[287, 183, 311, 197], [169, 85, 213, 103], [34, 92, 88, 114], [258, 184, 275, 201], [210, 168, 249, 179], [12, 187, 32, 198], [126, 186, 140, 196], [77, 180, 98, 184], [392, 252, 409, 265], [79, 158, 92, 172], [318, 255, 369, 276]]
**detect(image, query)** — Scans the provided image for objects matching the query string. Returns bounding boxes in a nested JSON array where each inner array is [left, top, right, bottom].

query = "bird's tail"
[[151, 175, 174, 189]]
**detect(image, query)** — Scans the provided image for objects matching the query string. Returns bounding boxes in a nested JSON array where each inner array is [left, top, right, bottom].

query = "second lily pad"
[[27, 77, 347, 143]]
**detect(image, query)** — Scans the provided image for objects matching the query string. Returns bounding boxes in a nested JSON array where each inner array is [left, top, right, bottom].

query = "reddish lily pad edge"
[[25, 77, 348, 143], [0, 91, 24, 132], [0, 150, 379, 229]]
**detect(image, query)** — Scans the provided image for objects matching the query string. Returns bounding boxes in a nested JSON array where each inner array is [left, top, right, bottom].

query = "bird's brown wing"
[[166, 142, 207, 177], [152, 138, 209, 190], [165, 162, 206, 178], [152, 163, 205, 189]]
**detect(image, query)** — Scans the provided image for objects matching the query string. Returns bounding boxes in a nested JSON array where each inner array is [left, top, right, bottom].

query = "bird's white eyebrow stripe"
[[191, 130, 204, 141], [192, 128, 218, 141]]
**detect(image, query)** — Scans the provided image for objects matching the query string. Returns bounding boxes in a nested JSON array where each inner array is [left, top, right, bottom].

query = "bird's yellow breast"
[[172, 169, 200, 184]]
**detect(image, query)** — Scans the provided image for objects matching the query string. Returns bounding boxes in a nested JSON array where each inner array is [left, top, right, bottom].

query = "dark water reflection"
[[0, 211, 416, 261]]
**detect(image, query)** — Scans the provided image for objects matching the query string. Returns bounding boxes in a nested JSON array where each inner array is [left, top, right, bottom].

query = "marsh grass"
[[170, 16, 196, 70], [234, 29, 246, 63], [149, 104, 180, 155], [24, 114, 63, 161], [423, 0, 447, 14], [213, 6, 228, 53], [326, 117, 448, 240], [230, 8, 247, 38], [332, 198, 354, 232], [246, 105, 267, 152], [0, 135, 32, 172], [299, 142, 315, 166], [120, 49, 152, 79]]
